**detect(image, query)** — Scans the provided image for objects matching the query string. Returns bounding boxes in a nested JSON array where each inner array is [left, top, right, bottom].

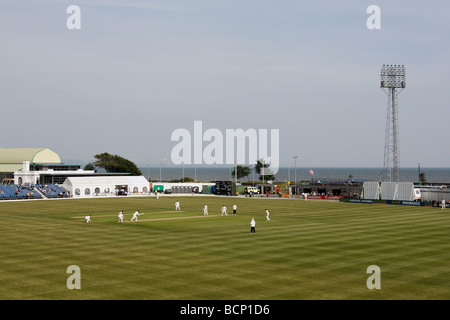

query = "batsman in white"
[[221, 205, 228, 216], [118, 210, 124, 223]]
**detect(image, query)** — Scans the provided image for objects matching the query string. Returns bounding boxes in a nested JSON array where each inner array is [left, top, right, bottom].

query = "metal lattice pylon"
[[380, 65, 405, 183]]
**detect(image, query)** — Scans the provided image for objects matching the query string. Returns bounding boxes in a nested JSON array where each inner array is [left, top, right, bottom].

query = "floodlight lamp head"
[[380, 64, 406, 89]]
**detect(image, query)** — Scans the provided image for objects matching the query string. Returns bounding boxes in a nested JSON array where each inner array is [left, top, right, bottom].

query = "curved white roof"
[[63, 176, 148, 186]]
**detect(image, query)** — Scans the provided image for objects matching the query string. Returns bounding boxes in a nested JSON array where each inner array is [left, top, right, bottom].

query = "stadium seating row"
[[0, 184, 69, 200], [0, 184, 42, 199], [35, 184, 69, 198]]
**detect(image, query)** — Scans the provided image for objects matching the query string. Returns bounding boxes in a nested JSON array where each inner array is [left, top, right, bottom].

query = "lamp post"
[[262, 159, 265, 185], [418, 162, 421, 183], [293, 156, 298, 195], [288, 160, 291, 185], [234, 153, 237, 185], [159, 158, 167, 182], [252, 167, 255, 187], [282, 160, 291, 194]]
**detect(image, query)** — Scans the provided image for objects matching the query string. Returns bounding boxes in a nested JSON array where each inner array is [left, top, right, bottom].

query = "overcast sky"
[[1, 0, 449, 168]]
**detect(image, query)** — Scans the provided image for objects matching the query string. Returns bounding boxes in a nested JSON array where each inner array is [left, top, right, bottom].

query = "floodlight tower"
[[380, 64, 406, 182]]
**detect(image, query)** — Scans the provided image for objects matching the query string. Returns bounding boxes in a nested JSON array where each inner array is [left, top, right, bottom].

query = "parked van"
[[245, 186, 260, 194], [413, 188, 422, 201]]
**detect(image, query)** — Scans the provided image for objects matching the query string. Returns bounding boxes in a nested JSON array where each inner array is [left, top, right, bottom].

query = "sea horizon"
[[138, 166, 450, 184]]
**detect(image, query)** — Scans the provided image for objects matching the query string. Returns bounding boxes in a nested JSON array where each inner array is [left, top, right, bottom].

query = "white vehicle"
[[413, 188, 422, 201], [246, 186, 260, 194]]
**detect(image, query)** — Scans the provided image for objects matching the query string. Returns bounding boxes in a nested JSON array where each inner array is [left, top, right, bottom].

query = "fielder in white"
[[221, 205, 228, 216], [442, 199, 446, 210], [118, 210, 124, 223], [203, 204, 208, 215], [130, 210, 142, 222], [85, 215, 91, 223], [265, 209, 270, 221], [250, 218, 256, 234], [175, 200, 181, 211]]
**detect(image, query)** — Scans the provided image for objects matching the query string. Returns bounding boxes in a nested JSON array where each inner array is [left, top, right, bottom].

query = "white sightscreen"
[[381, 182, 398, 200], [397, 182, 414, 201], [363, 182, 380, 199]]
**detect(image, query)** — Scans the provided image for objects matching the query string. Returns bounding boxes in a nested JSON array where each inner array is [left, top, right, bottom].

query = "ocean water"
[[139, 167, 450, 184]]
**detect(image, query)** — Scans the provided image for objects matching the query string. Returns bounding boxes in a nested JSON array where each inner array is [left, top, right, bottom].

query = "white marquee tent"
[[62, 176, 150, 197]]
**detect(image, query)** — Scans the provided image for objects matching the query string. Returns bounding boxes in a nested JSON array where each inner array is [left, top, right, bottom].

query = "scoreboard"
[[214, 181, 236, 196]]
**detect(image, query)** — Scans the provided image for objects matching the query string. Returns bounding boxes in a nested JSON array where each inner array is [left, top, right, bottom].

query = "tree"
[[419, 172, 427, 184], [169, 177, 194, 183], [83, 162, 96, 171], [254, 159, 276, 182], [90, 152, 142, 176], [231, 165, 251, 181]]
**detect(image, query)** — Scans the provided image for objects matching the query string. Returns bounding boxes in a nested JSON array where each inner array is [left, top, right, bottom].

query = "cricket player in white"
[[221, 205, 228, 216], [130, 211, 142, 222], [265, 209, 270, 221], [118, 211, 124, 223], [250, 218, 256, 234], [203, 204, 208, 215], [85, 215, 91, 223], [175, 200, 181, 211], [442, 199, 446, 210], [233, 204, 237, 215]]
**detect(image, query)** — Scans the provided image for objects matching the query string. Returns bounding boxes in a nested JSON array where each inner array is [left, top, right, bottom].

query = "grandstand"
[[0, 184, 69, 200], [36, 184, 69, 198], [0, 184, 41, 200]]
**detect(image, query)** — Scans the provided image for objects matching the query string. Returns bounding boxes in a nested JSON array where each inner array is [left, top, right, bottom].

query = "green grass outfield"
[[1, 195, 450, 300]]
